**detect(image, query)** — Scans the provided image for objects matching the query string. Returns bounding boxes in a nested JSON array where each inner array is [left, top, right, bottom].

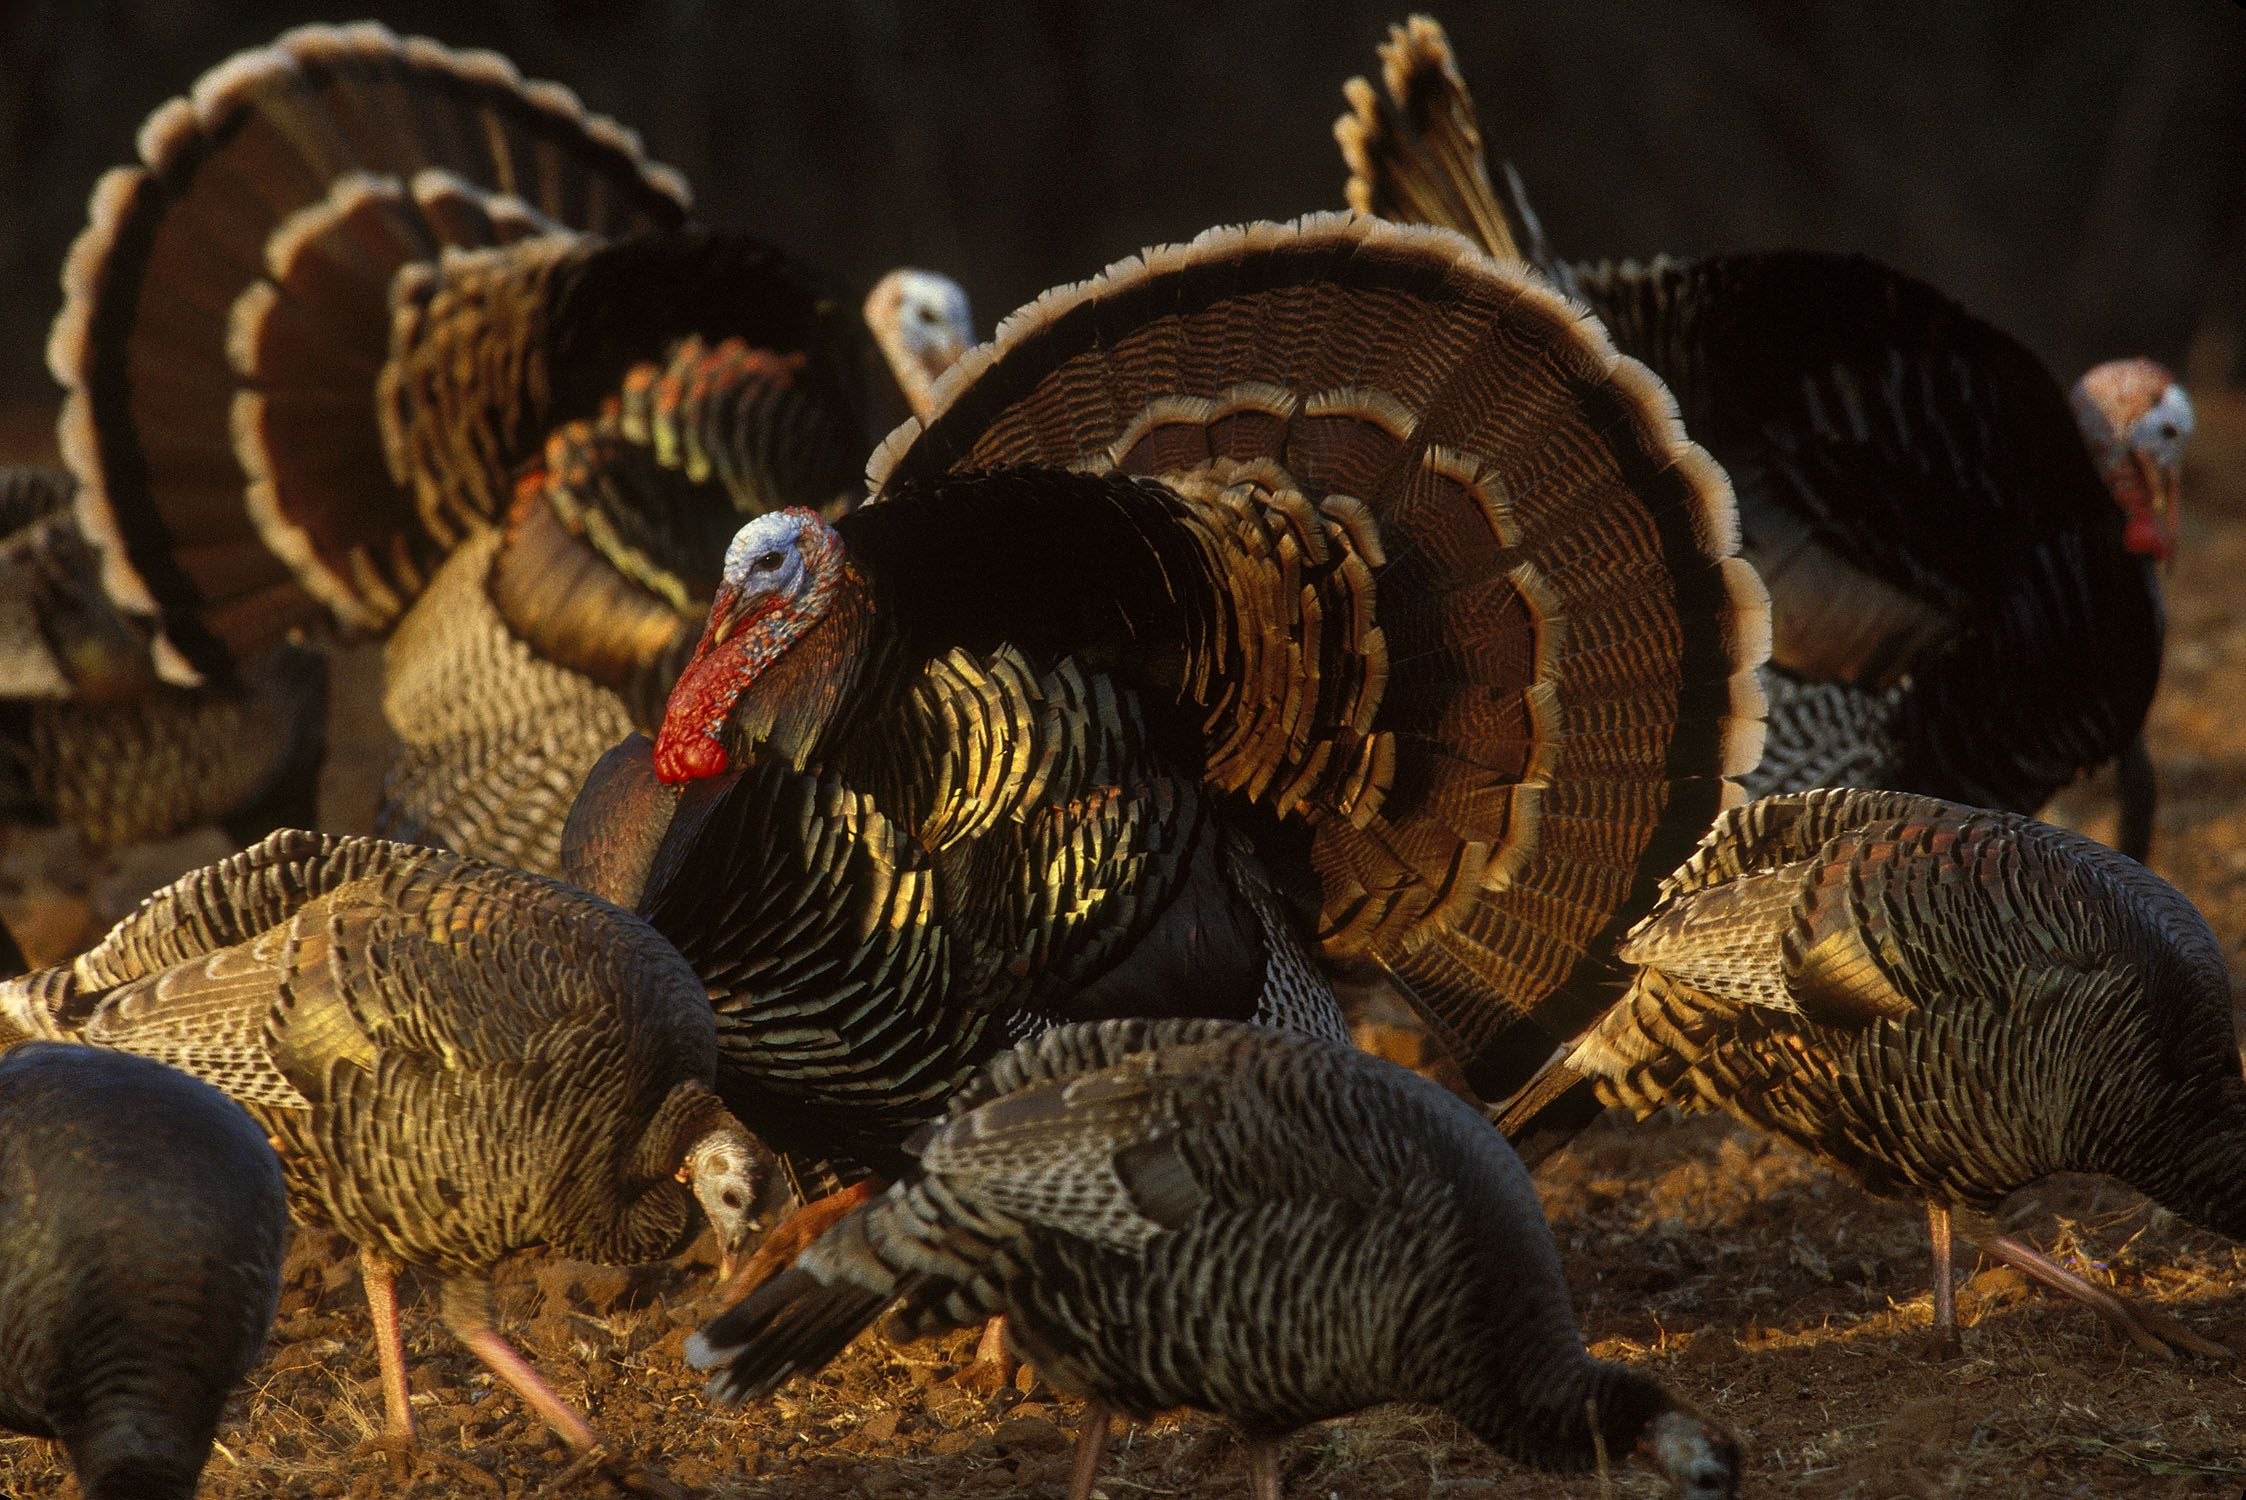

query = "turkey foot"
[[949, 1315, 1020, 1393], [710, 1180, 879, 1308], [1981, 1233, 2232, 1360]]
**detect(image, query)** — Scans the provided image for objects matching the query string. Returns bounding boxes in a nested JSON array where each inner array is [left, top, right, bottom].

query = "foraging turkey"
[[49, 23, 971, 875], [0, 1042, 288, 1500], [561, 211, 1768, 1204], [1, 466, 325, 942], [687, 1018, 1739, 1500], [0, 829, 769, 1482], [1337, 15, 2181, 859], [1567, 786, 2242, 1359]]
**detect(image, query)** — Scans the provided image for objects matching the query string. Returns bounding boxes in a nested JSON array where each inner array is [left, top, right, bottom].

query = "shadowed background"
[[2, 0, 2243, 433]]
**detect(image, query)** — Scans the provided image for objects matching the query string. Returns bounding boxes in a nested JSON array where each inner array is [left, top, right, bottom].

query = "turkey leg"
[[1245, 1434, 1287, 1500], [1064, 1398, 1116, 1500], [1926, 1202, 1959, 1356], [360, 1249, 416, 1467], [1980, 1233, 2231, 1360], [439, 1281, 683, 1497]]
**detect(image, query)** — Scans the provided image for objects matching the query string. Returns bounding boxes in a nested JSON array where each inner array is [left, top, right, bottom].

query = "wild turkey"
[[2, 465, 325, 954], [865, 268, 978, 422], [1337, 15, 2181, 860], [686, 1018, 1739, 1500], [560, 210, 1768, 1208], [0, 1041, 289, 1500], [47, 23, 971, 875], [1567, 786, 2241, 1359], [0, 829, 770, 1483]]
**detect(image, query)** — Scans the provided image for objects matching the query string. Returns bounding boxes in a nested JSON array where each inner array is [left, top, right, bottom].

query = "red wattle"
[[2122, 512, 2173, 564], [654, 723, 730, 784]]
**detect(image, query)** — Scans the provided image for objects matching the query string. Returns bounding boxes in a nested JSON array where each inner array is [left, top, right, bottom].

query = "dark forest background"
[[1, 1, 2242, 421]]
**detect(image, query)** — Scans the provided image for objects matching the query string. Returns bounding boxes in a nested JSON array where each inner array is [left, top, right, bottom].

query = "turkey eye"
[[916, 304, 940, 324], [751, 551, 785, 574], [721, 1191, 743, 1209], [2160, 423, 2177, 440]]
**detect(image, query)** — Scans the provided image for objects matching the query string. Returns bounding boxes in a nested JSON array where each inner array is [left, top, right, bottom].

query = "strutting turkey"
[[0, 1042, 289, 1500], [687, 1019, 1739, 1500], [1, 465, 324, 962], [47, 23, 973, 876], [0, 829, 770, 1486], [562, 211, 1768, 1217], [1336, 15, 2183, 861], [1568, 787, 2242, 1360]]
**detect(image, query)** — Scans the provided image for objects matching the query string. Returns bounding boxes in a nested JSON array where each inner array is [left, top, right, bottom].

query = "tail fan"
[[49, 22, 690, 680], [685, 1265, 896, 1405], [855, 212, 1768, 1100]]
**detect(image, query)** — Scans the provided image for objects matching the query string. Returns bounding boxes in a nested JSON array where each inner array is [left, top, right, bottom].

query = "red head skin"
[[2070, 358, 2194, 569], [654, 509, 851, 784]]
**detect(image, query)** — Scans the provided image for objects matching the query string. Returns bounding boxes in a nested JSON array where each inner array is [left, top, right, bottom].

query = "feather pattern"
[[1572, 789, 2246, 1230], [570, 210, 1765, 1195], [0, 1043, 288, 1500], [687, 1020, 1737, 1496], [1329, 17, 2161, 826]]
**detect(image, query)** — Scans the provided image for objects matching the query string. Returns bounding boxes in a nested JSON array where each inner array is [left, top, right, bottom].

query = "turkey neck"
[[2123, 1095, 2246, 1242], [719, 567, 885, 773], [554, 1081, 726, 1265]]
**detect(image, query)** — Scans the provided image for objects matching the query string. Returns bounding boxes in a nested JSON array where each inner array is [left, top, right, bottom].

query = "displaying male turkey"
[[0, 1042, 289, 1500], [1567, 787, 2241, 1359], [2, 465, 325, 952], [48, 23, 972, 875], [0, 829, 769, 1485], [687, 1019, 1739, 1500], [1336, 15, 2185, 860], [562, 211, 1768, 1218]]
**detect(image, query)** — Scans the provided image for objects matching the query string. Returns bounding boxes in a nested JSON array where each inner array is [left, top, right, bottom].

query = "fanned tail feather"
[[48, 21, 690, 679], [1336, 16, 1522, 263]]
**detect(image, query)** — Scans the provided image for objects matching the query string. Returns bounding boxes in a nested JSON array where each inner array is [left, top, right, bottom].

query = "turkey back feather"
[[852, 213, 1767, 1098], [49, 21, 691, 680]]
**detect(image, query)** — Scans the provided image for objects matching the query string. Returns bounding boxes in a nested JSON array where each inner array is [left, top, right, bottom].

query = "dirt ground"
[[5, 454, 2246, 1498]]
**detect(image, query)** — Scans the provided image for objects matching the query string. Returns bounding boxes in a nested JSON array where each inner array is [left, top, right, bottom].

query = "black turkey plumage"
[[1569, 787, 2242, 1359], [687, 1018, 1739, 1500], [0, 829, 770, 1484], [562, 211, 1768, 1198], [1337, 15, 2182, 858], [46, 24, 972, 876], [0, 1041, 289, 1500]]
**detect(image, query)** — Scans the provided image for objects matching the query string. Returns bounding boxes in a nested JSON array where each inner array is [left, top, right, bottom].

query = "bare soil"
[[4, 467, 2246, 1499]]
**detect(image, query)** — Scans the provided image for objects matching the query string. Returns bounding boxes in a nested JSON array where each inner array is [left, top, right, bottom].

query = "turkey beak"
[[703, 584, 748, 649]]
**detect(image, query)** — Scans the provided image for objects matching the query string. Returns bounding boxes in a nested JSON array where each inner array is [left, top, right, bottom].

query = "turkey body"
[[688, 1019, 1737, 1499], [1338, 18, 2162, 835], [1573, 253, 2162, 819], [564, 211, 1768, 1188], [0, 829, 768, 1473], [1572, 787, 2244, 1355], [0, 466, 325, 866], [0, 1041, 288, 1500]]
